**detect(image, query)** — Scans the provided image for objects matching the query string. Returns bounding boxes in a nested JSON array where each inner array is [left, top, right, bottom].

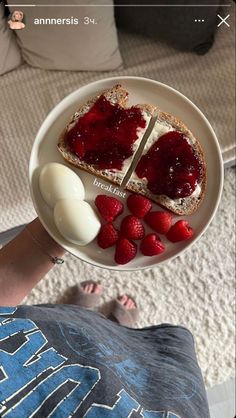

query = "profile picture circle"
[[8, 10, 25, 30]]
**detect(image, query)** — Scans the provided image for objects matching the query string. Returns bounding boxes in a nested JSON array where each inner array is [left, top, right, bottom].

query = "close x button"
[[217, 14, 230, 28]]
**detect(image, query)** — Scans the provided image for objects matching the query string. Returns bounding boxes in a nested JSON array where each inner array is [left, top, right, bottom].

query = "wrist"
[[26, 218, 66, 259]]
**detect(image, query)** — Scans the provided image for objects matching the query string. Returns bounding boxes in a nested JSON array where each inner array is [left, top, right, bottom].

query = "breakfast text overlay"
[[93, 178, 126, 199]]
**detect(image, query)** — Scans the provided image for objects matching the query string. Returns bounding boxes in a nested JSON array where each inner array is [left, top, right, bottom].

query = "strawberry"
[[120, 215, 145, 240], [140, 233, 165, 256], [145, 211, 173, 235], [115, 238, 137, 265], [127, 194, 152, 218], [97, 223, 119, 249], [166, 220, 194, 242], [95, 195, 124, 222]]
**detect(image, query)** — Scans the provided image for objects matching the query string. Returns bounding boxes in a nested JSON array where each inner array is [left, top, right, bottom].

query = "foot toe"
[[94, 283, 102, 294], [89, 283, 94, 293], [126, 299, 133, 309], [118, 295, 128, 305], [84, 284, 90, 293]]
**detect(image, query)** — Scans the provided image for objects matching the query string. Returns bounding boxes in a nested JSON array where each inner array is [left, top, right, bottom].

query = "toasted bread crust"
[[126, 109, 207, 215], [58, 84, 156, 185]]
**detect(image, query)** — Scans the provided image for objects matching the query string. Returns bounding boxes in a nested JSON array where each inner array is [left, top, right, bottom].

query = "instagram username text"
[[34, 17, 97, 25]]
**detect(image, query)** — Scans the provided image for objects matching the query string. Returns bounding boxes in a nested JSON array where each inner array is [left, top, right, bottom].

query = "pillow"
[[0, 2, 22, 75], [114, 0, 221, 54], [7, 0, 122, 71]]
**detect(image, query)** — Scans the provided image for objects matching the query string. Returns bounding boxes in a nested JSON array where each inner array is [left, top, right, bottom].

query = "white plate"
[[29, 76, 223, 271]]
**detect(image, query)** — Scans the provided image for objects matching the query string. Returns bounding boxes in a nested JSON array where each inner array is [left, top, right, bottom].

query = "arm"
[[0, 218, 66, 306]]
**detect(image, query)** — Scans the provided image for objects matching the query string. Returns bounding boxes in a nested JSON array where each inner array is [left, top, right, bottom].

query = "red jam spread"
[[65, 95, 146, 170], [135, 131, 203, 199]]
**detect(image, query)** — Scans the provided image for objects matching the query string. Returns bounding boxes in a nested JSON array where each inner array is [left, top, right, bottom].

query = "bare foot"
[[82, 282, 102, 295], [108, 294, 138, 326], [63, 281, 102, 307], [117, 294, 136, 310]]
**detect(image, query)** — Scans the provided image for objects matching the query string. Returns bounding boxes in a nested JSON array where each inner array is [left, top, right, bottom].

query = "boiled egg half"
[[39, 163, 85, 208], [54, 199, 101, 246]]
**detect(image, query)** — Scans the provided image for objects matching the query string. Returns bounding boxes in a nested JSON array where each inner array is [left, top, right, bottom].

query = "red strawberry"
[[140, 233, 165, 256], [145, 211, 173, 235], [97, 223, 119, 249], [127, 194, 152, 218], [120, 215, 145, 240], [95, 195, 124, 222], [166, 220, 194, 242], [115, 238, 137, 265]]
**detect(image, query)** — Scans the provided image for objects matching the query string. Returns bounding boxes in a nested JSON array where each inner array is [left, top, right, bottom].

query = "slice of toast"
[[58, 84, 156, 186], [126, 110, 207, 215]]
